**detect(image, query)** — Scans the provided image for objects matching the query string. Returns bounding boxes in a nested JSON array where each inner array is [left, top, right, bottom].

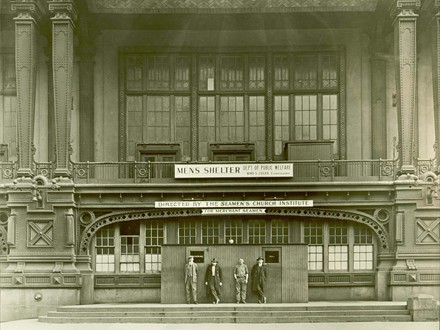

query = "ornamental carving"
[[89, 0, 378, 13], [79, 208, 390, 255]]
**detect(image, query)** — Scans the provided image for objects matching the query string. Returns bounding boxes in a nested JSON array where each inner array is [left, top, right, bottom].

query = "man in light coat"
[[185, 256, 198, 304]]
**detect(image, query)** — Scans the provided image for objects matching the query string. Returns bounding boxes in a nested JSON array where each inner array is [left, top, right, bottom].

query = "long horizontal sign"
[[202, 209, 266, 214], [155, 200, 313, 208], [175, 163, 293, 178]]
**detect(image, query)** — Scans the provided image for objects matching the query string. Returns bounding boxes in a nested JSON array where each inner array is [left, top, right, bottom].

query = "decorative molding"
[[88, 0, 379, 14], [12, 4, 39, 177], [27, 220, 54, 247], [79, 207, 390, 255], [416, 217, 440, 244], [49, 0, 77, 177], [391, 0, 420, 173], [432, 1, 440, 172], [0, 226, 8, 255]]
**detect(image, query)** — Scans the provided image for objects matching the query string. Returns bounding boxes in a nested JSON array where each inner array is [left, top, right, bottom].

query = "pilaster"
[[390, 0, 421, 175], [371, 58, 387, 158], [78, 44, 96, 162], [432, 0, 440, 173], [11, 1, 43, 177], [48, 0, 77, 177]]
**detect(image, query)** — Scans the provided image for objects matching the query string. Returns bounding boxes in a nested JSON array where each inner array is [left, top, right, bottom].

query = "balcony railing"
[[0, 159, 408, 183]]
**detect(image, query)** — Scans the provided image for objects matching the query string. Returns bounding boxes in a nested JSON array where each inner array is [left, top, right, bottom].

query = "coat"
[[185, 262, 198, 283], [204, 264, 223, 293], [251, 264, 267, 291]]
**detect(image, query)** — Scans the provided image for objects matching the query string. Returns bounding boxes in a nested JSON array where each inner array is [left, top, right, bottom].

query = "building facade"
[[0, 0, 439, 321]]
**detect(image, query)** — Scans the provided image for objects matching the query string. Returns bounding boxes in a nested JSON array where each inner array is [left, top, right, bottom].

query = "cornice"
[[88, 0, 379, 14], [48, 0, 78, 22], [390, 0, 421, 22], [11, 0, 45, 22]]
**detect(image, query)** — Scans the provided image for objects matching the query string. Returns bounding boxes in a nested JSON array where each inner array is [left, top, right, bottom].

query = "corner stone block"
[[407, 294, 440, 321]]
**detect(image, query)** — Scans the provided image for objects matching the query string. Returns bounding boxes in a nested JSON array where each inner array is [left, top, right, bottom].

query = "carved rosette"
[[433, 0, 440, 172], [49, 1, 77, 177], [390, 0, 421, 173], [11, 2, 42, 177]]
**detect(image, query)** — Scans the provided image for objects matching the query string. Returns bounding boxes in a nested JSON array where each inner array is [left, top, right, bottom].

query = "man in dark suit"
[[251, 256, 267, 303], [205, 258, 223, 304], [184, 256, 198, 304]]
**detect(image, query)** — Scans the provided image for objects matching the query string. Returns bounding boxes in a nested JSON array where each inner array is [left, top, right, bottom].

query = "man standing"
[[234, 258, 249, 304], [205, 258, 223, 304], [184, 256, 198, 304], [251, 256, 267, 303]]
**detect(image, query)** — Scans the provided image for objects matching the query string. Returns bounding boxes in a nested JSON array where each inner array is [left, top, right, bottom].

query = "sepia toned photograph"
[[0, 0, 439, 329]]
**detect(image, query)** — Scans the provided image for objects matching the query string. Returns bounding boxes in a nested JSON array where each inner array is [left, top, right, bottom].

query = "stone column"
[[432, 1, 440, 172], [48, 0, 77, 177], [78, 45, 95, 162], [371, 58, 387, 159], [390, 0, 421, 175], [11, 1, 42, 177]]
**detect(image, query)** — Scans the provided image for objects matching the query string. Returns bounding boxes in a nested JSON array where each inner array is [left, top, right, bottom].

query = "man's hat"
[[211, 258, 218, 263], [188, 256, 194, 260], [257, 257, 264, 261]]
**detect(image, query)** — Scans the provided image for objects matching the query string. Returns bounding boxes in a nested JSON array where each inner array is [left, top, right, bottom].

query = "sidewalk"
[[1, 319, 439, 330]]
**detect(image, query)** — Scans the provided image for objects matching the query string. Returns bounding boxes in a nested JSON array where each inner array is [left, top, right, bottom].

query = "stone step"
[[45, 309, 411, 318], [39, 314, 413, 323], [39, 302, 413, 323], [56, 304, 408, 312]]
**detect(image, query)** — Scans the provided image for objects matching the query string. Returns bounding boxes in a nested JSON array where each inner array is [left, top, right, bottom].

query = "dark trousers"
[[185, 279, 197, 303], [235, 278, 247, 302], [255, 281, 265, 302], [208, 276, 220, 301]]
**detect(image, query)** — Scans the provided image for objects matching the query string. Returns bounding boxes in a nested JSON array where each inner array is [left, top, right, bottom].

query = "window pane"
[[179, 221, 196, 244], [274, 55, 289, 89], [294, 95, 317, 141], [249, 220, 266, 244], [202, 221, 220, 244], [274, 96, 290, 156], [271, 220, 288, 244]]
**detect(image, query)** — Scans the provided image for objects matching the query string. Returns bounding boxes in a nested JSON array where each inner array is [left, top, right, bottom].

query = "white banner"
[[175, 163, 293, 178], [155, 200, 313, 208], [201, 209, 266, 214]]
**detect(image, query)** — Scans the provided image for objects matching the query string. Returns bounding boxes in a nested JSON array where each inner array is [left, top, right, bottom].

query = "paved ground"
[[1, 319, 439, 330]]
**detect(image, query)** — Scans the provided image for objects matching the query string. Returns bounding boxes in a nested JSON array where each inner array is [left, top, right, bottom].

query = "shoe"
[[242, 301, 246, 304], [236, 301, 240, 304], [216, 298, 220, 304], [194, 302, 198, 304], [263, 297, 267, 304], [258, 300, 262, 304]]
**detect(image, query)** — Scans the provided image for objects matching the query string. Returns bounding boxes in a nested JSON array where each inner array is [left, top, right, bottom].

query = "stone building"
[[0, 0, 439, 322]]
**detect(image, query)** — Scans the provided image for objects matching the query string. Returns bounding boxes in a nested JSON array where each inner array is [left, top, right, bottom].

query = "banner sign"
[[154, 200, 313, 208], [174, 163, 293, 178], [201, 209, 266, 214]]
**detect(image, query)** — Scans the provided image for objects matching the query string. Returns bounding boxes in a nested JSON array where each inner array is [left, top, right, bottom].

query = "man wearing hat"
[[204, 258, 223, 304], [251, 256, 267, 303], [184, 256, 198, 304]]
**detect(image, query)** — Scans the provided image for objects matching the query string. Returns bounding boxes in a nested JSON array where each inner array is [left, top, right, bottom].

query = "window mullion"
[[348, 224, 354, 272], [115, 224, 121, 275], [139, 222, 146, 273], [323, 222, 329, 273]]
